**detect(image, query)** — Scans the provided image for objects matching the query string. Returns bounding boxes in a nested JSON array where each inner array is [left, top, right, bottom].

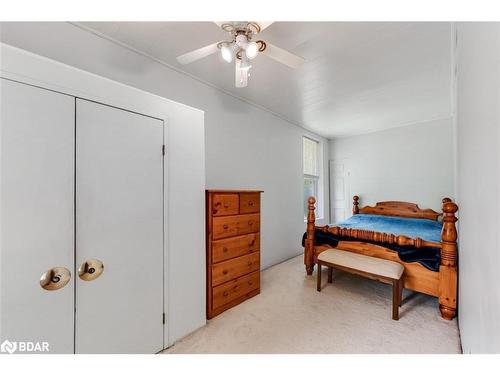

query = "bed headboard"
[[352, 195, 441, 221]]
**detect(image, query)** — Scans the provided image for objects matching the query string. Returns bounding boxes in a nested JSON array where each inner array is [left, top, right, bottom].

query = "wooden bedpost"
[[305, 196, 316, 275], [439, 198, 459, 320], [353, 195, 360, 215]]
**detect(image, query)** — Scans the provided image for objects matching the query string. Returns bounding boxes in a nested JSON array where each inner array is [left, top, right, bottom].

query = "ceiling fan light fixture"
[[246, 41, 259, 59], [176, 22, 304, 88], [221, 44, 233, 63]]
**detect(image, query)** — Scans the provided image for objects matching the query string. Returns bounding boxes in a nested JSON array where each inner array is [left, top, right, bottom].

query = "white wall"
[[0, 22, 329, 272], [328, 118, 455, 214], [456, 22, 500, 354]]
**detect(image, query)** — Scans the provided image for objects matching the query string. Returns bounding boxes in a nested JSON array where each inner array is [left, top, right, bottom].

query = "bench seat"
[[318, 249, 404, 280], [316, 249, 405, 320]]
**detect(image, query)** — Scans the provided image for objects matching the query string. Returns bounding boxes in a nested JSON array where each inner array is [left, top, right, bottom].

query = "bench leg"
[[392, 279, 399, 320], [328, 267, 333, 283], [317, 263, 322, 292], [398, 278, 404, 307]]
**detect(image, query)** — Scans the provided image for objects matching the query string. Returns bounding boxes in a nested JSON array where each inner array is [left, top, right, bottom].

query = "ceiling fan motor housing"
[[235, 34, 249, 49]]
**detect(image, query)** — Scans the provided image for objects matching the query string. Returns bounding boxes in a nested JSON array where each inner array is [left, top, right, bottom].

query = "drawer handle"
[[248, 280, 253, 285], [248, 221, 254, 226], [223, 224, 229, 230], [222, 270, 228, 275], [248, 262, 253, 266], [223, 291, 229, 297], [248, 201, 254, 206], [223, 247, 229, 253], [233, 285, 240, 292], [249, 239, 256, 246], [224, 203, 230, 208]]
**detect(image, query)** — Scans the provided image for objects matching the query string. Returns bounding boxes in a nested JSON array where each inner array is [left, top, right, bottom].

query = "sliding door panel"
[[0, 79, 74, 353], [75, 99, 164, 353]]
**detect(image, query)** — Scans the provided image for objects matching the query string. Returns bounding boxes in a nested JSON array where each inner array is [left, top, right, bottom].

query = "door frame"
[[0, 44, 203, 349], [329, 160, 351, 223]]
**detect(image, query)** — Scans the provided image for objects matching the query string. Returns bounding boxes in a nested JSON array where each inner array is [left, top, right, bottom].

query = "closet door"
[[0, 79, 75, 353], [75, 99, 164, 353]]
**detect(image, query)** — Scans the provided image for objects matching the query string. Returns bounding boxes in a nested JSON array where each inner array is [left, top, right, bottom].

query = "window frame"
[[302, 136, 323, 220]]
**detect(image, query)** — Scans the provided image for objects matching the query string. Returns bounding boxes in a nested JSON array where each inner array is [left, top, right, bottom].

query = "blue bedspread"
[[302, 214, 444, 271], [334, 214, 442, 243]]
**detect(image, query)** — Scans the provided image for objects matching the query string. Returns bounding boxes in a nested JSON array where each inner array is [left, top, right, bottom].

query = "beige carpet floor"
[[164, 255, 461, 354]]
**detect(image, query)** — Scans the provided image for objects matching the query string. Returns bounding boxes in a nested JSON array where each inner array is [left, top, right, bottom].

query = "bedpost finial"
[[442, 197, 452, 204], [353, 195, 359, 215], [441, 200, 458, 261], [307, 197, 316, 222], [443, 201, 458, 215]]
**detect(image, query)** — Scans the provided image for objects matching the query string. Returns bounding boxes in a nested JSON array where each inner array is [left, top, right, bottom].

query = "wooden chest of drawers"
[[206, 190, 263, 319]]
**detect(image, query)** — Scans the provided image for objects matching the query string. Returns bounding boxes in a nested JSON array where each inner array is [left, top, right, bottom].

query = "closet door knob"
[[78, 259, 104, 281], [40, 267, 71, 291]]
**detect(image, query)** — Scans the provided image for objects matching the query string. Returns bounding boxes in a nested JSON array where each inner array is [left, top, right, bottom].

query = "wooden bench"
[[317, 249, 405, 320]]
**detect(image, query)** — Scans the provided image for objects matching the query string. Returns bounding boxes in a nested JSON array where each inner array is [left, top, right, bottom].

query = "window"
[[303, 136, 320, 219]]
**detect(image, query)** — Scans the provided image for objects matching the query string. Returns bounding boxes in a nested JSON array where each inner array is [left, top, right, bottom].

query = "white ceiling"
[[79, 22, 452, 138]]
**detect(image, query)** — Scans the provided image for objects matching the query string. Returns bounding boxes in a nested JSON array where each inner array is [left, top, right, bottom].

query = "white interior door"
[[0, 79, 75, 353], [75, 99, 164, 354], [329, 161, 350, 223]]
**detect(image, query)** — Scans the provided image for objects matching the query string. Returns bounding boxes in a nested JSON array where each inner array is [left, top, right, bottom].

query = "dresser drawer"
[[212, 215, 239, 239], [212, 233, 260, 263], [212, 214, 260, 240], [236, 214, 260, 236], [240, 193, 260, 214], [212, 271, 260, 310], [212, 194, 239, 216], [211, 251, 260, 286]]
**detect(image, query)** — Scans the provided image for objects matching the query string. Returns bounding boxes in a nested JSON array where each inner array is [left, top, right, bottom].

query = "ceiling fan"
[[176, 21, 305, 88]]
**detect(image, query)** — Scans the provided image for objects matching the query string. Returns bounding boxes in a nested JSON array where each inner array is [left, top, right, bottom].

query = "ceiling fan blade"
[[235, 60, 249, 88], [261, 43, 305, 69], [176, 42, 221, 65], [256, 22, 274, 32]]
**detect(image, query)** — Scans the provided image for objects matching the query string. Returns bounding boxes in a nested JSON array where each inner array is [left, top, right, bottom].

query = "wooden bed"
[[304, 195, 459, 320]]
